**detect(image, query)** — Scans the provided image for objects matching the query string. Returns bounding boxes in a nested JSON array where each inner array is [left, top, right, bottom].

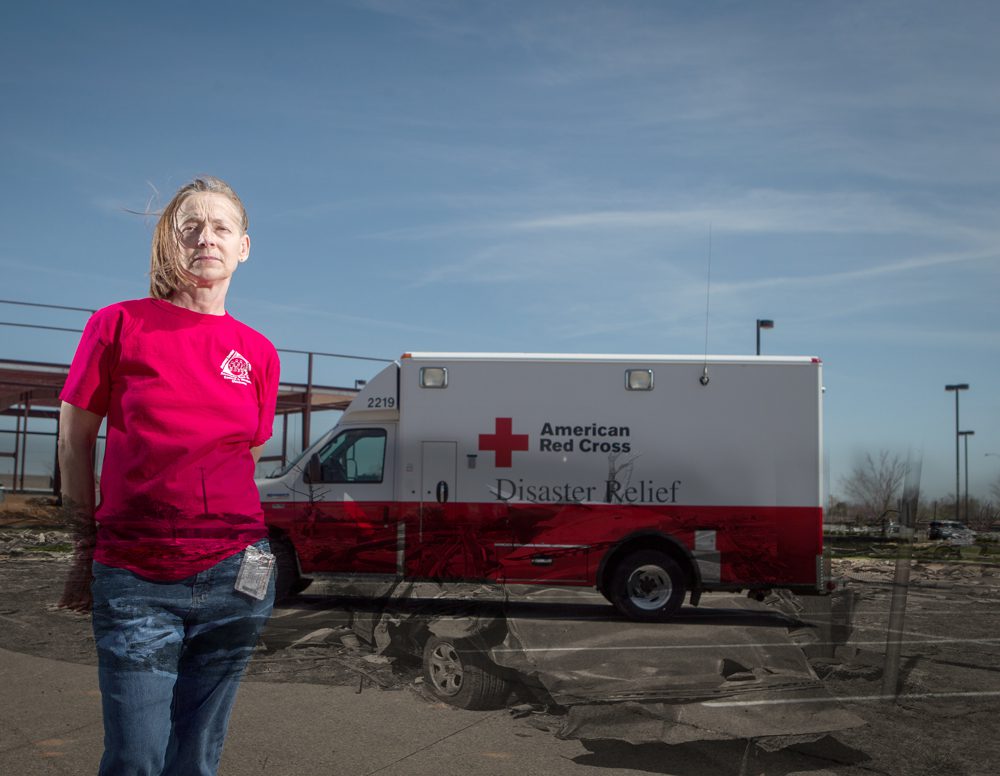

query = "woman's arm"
[[57, 401, 103, 612]]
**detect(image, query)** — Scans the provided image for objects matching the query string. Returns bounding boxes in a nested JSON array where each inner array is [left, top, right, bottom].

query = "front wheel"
[[608, 549, 686, 621], [422, 636, 513, 710]]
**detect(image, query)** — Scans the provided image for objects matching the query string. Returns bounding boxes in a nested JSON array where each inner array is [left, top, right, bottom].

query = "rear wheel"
[[422, 635, 512, 710], [608, 549, 686, 621]]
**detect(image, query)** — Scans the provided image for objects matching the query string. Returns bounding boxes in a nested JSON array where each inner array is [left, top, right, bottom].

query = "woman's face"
[[175, 192, 250, 286]]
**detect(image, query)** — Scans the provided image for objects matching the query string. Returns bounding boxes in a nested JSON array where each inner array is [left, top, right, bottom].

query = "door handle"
[[436, 481, 449, 504]]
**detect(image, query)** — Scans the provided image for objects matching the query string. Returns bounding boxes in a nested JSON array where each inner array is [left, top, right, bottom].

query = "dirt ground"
[[2, 500, 1000, 776]]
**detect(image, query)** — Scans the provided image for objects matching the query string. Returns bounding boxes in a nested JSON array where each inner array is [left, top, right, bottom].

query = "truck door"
[[420, 441, 455, 533], [417, 441, 503, 580], [293, 425, 398, 575], [418, 441, 465, 578]]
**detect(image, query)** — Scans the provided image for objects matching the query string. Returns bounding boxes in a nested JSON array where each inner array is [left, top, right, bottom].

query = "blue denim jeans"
[[91, 540, 274, 776]]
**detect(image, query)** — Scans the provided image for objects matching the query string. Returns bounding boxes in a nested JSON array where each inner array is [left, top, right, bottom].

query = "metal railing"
[[0, 299, 393, 493]]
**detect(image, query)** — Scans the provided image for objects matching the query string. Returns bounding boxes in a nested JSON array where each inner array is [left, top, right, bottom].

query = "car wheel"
[[608, 549, 686, 621], [422, 635, 512, 710]]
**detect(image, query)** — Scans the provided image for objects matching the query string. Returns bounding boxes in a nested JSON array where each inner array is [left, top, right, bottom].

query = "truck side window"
[[316, 428, 387, 484]]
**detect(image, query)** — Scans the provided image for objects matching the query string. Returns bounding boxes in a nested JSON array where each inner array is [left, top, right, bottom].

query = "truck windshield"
[[267, 447, 312, 479], [267, 428, 338, 479]]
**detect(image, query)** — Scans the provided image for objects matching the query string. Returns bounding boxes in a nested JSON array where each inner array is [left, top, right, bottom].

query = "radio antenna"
[[700, 225, 712, 386]]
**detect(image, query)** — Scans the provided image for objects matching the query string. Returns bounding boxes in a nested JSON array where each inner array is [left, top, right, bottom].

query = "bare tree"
[[839, 450, 908, 534], [966, 496, 1000, 529]]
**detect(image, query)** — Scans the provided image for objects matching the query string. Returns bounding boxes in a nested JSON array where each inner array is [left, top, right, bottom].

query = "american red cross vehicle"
[[258, 353, 829, 620]]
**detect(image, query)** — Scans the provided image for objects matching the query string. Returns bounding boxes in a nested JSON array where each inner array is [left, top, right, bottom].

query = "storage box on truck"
[[258, 353, 826, 620]]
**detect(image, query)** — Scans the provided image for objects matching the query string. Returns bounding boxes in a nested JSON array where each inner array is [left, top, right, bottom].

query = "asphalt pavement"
[[0, 646, 629, 776], [0, 581, 857, 776]]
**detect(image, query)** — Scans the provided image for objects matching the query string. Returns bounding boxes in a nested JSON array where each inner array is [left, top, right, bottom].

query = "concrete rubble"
[[0, 529, 73, 557], [310, 576, 868, 749]]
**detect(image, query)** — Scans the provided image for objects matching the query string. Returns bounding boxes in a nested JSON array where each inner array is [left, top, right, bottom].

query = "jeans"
[[91, 540, 274, 776]]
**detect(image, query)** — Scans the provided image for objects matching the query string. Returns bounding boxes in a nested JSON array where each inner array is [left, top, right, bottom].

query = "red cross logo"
[[478, 417, 529, 468]]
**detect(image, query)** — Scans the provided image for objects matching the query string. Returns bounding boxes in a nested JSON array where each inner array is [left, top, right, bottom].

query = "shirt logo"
[[220, 349, 252, 385]]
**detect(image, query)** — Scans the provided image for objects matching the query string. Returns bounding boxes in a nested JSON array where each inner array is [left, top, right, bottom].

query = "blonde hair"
[[149, 177, 249, 299]]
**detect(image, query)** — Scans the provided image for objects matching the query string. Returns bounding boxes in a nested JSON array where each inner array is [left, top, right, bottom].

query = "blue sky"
[[1, 0, 998, 502]]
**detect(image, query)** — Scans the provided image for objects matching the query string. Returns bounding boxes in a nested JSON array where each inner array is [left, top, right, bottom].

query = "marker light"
[[625, 369, 654, 391], [420, 367, 448, 388]]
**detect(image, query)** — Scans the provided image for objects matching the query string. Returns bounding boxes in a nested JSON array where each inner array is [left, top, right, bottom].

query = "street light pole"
[[945, 384, 969, 521], [756, 319, 774, 356], [959, 430, 974, 523]]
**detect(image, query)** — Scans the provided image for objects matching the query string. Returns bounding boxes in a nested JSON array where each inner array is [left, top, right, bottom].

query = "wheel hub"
[[427, 642, 464, 696], [626, 564, 673, 610]]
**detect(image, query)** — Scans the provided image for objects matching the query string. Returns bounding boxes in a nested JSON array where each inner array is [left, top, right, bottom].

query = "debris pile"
[[0, 495, 65, 529], [0, 529, 73, 557], [833, 557, 1000, 587]]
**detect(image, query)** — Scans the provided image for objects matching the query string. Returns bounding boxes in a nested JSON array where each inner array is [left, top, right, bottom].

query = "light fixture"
[[419, 367, 448, 388], [756, 319, 774, 356], [625, 369, 654, 391]]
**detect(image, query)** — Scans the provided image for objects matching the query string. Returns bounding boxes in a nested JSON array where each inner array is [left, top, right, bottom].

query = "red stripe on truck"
[[264, 500, 822, 588]]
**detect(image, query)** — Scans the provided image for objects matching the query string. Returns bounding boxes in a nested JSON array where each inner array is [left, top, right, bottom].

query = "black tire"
[[271, 536, 303, 603], [607, 549, 686, 621], [422, 635, 513, 710]]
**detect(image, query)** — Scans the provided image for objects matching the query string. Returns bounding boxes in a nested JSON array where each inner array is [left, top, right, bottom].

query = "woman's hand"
[[56, 402, 103, 613], [59, 548, 94, 612]]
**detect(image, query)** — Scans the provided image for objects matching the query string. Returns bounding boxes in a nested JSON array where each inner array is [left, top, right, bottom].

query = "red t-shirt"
[[61, 298, 280, 580]]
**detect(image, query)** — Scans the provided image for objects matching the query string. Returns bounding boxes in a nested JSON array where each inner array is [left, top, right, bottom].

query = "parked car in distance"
[[928, 520, 976, 543]]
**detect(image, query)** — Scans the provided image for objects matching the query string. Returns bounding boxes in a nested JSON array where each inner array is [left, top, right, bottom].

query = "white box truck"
[[259, 353, 827, 620]]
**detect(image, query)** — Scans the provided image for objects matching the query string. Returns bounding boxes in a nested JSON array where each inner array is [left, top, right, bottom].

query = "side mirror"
[[306, 453, 322, 484]]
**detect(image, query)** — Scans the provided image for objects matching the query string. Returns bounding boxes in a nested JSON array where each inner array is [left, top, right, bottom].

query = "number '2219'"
[[367, 396, 396, 408]]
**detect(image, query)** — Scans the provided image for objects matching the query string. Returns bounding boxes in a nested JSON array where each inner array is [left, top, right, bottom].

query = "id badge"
[[235, 544, 275, 600]]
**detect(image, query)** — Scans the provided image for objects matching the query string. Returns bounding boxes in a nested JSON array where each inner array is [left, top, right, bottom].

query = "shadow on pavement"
[[574, 735, 869, 775], [292, 592, 807, 630]]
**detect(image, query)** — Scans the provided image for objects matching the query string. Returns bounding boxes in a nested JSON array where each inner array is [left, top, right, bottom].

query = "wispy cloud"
[[712, 248, 998, 295], [363, 185, 996, 247], [509, 190, 996, 244], [0, 257, 138, 289], [394, 185, 998, 298]]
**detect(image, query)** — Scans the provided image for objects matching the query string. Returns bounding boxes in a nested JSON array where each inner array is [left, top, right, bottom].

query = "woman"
[[58, 176, 280, 776]]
